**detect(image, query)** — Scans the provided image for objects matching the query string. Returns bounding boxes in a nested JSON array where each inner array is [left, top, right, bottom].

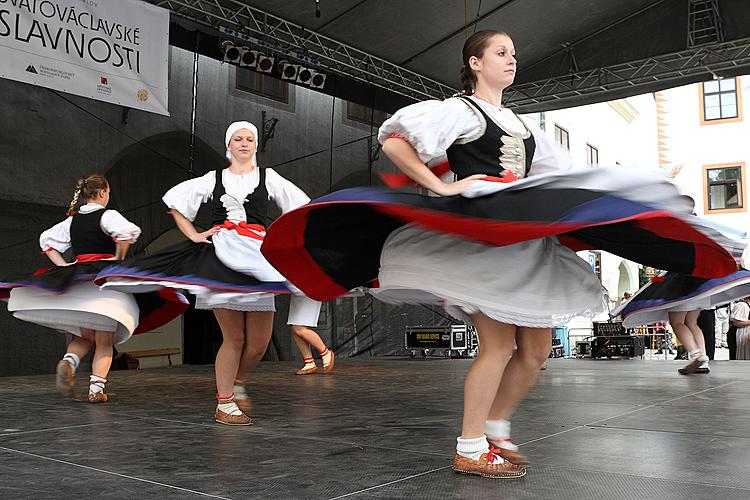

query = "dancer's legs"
[[461, 314, 516, 439], [489, 327, 552, 420], [236, 311, 274, 377], [213, 309, 247, 396], [91, 330, 114, 379]]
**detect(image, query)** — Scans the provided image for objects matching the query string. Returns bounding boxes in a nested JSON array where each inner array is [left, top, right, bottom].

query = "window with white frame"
[[702, 78, 739, 121], [554, 124, 569, 150], [586, 143, 599, 165], [705, 165, 743, 211]]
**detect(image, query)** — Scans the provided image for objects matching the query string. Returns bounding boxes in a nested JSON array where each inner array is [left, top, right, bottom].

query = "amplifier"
[[405, 325, 468, 350], [593, 321, 627, 336], [591, 335, 644, 359]]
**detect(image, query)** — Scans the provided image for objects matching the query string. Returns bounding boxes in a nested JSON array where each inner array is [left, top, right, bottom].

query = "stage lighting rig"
[[222, 40, 241, 64]]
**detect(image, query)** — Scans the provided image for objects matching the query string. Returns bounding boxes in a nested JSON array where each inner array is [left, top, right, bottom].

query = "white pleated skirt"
[[7, 281, 139, 344], [370, 225, 605, 328]]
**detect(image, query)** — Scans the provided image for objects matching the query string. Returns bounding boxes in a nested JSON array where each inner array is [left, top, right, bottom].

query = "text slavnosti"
[[0, 0, 145, 73]]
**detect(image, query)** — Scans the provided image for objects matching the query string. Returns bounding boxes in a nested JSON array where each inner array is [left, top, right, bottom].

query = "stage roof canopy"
[[153, 0, 750, 112]]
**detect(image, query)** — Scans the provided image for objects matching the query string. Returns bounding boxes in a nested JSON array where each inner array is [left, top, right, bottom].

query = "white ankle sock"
[[302, 357, 316, 369], [233, 379, 248, 400], [63, 353, 80, 371], [217, 394, 243, 416], [89, 375, 106, 394], [485, 419, 517, 450], [456, 435, 490, 460], [320, 348, 332, 367]]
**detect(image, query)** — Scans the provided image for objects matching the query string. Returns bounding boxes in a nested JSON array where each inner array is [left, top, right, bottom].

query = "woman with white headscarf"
[[96, 121, 323, 425]]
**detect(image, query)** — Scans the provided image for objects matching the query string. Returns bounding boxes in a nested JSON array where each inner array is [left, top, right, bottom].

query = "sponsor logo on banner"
[[97, 75, 111, 95], [0, 0, 170, 115]]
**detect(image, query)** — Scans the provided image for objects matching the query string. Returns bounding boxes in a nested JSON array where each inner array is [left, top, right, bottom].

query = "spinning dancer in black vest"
[[261, 30, 743, 480], [95, 122, 319, 425], [1, 174, 187, 402]]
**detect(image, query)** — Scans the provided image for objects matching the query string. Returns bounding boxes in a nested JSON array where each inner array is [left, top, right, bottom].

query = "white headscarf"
[[225, 121, 258, 166]]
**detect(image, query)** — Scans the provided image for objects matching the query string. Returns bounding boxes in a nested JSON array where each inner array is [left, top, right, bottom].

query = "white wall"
[[657, 75, 750, 240], [523, 94, 659, 170], [522, 94, 659, 335]]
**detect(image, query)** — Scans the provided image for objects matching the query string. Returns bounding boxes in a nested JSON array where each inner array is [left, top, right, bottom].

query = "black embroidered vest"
[[446, 96, 536, 180], [70, 209, 116, 256], [211, 168, 268, 226]]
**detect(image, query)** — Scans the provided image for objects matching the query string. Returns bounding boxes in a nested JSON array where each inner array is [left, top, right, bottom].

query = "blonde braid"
[[67, 179, 85, 216]]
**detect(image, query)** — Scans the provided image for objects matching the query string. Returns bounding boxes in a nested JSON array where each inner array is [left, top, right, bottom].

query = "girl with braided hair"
[[1, 174, 187, 402]]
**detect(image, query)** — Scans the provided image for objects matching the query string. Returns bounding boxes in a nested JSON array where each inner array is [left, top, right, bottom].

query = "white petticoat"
[[370, 225, 605, 328], [287, 295, 322, 327], [196, 228, 293, 312], [7, 282, 138, 344], [213, 229, 286, 282]]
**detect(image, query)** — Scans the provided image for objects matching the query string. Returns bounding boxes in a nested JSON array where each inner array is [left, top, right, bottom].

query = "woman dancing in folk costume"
[[95, 121, 325, 425], [613, 268, 750, 374], [0, 174, 188, 402], [290, 296, 334, 375], [613, 197, 748, 375], [260, 30, 743, 479], [374, 30, 602, 479]]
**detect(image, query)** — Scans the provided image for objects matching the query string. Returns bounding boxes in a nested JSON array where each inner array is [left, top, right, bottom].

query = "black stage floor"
[[2, 358, 750, 499]]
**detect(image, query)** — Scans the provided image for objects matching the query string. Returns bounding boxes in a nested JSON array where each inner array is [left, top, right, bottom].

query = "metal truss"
[[505, 37, 750, 112], [687, 0, 724, 48], [148, 0, 457, 100]]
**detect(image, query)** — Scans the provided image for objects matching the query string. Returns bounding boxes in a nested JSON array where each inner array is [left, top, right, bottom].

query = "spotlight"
[[309, 70, 327, 89], [256, 53, 275, 73], [280, 62, 300, 80], [296, 67, 313, 85], [239, 49, 258, 68], [222, 40, 241, 64]]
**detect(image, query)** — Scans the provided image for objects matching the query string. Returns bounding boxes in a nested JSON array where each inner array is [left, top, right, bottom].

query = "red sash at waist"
[[215, 221, 266, 241]]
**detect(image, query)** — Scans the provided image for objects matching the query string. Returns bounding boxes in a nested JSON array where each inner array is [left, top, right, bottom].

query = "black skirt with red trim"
[[260, 169, 744, 301], [0, 260, 188, 335], [94, 240, 291, 295], [612, 269, 750, 327]]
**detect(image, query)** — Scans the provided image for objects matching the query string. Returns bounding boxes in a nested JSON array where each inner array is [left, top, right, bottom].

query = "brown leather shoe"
[[215, 399, 252, 426], [56, 360, 74, 392], [322, 350, 335, 374], [452, 451, 526, 479], [88, 392, 108, 403], [236, 396, 252, 413], [295, 365, 318, 375], [695, 362, 710, 374], [487, 438, 529, 466], [678, 358, 702, 375]]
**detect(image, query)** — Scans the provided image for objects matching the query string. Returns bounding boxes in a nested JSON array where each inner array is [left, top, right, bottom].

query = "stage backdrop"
[[0, 0, 169, 115]]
